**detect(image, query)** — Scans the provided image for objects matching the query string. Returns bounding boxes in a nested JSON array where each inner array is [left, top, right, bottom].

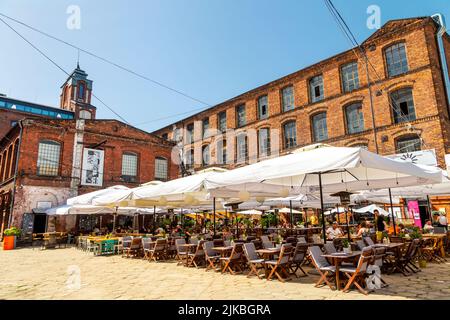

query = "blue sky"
[[1, 0, 449, 132]]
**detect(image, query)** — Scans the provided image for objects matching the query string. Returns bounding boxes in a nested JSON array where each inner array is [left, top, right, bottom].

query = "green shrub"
[[4, 227, 21, 237]]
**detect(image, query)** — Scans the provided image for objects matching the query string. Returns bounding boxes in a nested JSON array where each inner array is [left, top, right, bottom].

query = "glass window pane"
[[37, 141, 60, 176], [217, 140, 227, 164], [258, 128, 271, 157], [390, 88, 415, 123], [345, 103, 364, 134], [155, 157, 168, 180], [258, 95, 268, 119], [313, 113, 328, 142], [218, 112, 227, 132], [186, 123, 194, 144], [282, 86, 295, 112], [236, 104, 246, 127], [236, 134, 247, 162], [385, 43, 408, 77], [396, 137, 421, 153], [122, 153, 138, 177], [341, 62, 359, 93], [309, 75, 324, 103], [202, 118, 210, 138], [202, 145, 210, 166], [283, 122, 297, 149]]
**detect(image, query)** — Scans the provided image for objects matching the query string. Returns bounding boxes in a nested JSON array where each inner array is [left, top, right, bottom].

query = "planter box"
[[3, 235, 16, 250]]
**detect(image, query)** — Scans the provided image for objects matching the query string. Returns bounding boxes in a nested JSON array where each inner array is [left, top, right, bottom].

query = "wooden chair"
[[149, 238, 168, 262], [220, 243, 244, 275], [187, 240, 206, 268], [323, 242, 337, 255], [243, 242, 265, 279], [123, 237, 142, 258], [142, 238, 154, 260], [341, 247, 373, 295], [120, 236, 133, 256], [289, 243, 308, 277], [265, 244, 294, 282], [175, 239, 189, 265], [355, 240, 367, 251], [308, 246, 336, 290], [363, 236, 375, 246], [372, 246, 389, 288], [203, 241, 220, 271]]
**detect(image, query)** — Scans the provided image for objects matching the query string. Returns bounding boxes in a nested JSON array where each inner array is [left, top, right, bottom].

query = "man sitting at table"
[[326, 222, 343, 240], [423, 220, 434, 233]]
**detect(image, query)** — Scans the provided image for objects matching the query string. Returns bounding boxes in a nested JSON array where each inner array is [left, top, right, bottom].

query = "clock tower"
[[60, 63, 96, 119]]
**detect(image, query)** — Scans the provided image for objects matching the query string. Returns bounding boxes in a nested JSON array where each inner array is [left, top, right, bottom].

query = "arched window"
[[202, 145, 210, 166], [37, 140, 61, 176], [283, 121, 297, 149], [390, 88, 415, 123], [385, 42, 408, 77], [79, 110, 92, 120], [345, 103, 364, 134], [312, 113, 328, 142], [154, 157, 168, 181], [236, 134, 248, 163], [122, 152, 138, 181], [78, 82, 86, 100], [258, 128, 271, 157], [396, 136, 421, 153], [216, 140, 227, 165]]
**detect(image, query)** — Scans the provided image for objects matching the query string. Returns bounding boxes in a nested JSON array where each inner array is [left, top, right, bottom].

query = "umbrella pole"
[[345, 208, 351, 242], [213, 197, 216, 238], [112, 206, 118, 233], [319, 173, 327, 243], [289, 200, 293, 232], [153, 205, 156, 233], [426, 195, 432, 221], [388, 188, 397, 236]]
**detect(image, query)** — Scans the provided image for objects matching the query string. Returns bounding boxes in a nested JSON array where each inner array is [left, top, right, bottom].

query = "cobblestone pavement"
[[0, 247, 449, 300]]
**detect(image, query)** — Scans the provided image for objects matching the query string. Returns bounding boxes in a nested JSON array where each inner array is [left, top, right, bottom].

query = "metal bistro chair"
[[243, 242, 266, 279]]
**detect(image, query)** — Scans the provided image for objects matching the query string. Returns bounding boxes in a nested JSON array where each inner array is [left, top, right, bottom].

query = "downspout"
[[432, 13, 450, 113], [7, 120, 24, 229]]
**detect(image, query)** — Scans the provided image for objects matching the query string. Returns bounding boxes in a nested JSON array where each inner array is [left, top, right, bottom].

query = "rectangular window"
[[309, 75, 324, 103], [281, 86, 295, 112], [173, 128, 181, 142], [258, 128, 271, 157], [218, 111, 227, 132], [312, 113, 328, 142], [236, 134, 247, 163], [202, 118, 210, 139], [385, 43, 408, 77], [257, 95, 268, 120], [341, 62, 359, 93], [391, 88, 416, 123], [122, 153, 138, 178], [202, 145, 210, 166], [396, 137, 421, 153], [185, 149, 194, 169], [155, 157, 168, 180], [345, 103, 364, 134], [217, 140, 227, 164], [283, 122, 297, 149], [161, 133, 168, 140], [186, 123, 194, 144], [37, 141, 61, 176], [236, 104, 246, 128]]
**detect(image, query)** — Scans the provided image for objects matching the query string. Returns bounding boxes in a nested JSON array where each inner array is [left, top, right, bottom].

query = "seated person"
[[326, 222, 343, 240], [356, 221, 370, 237], [423, 220, 434, 233], [387, 221, 400, 235]]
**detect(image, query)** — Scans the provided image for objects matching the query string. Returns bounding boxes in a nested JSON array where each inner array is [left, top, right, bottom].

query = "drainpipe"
[[432, 14, 450, 113], [7, 120, 24, 229]]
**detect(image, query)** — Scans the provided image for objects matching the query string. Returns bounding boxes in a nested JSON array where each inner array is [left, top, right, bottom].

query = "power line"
[[0, 12, 213, 109], [0, 16, 129, 124], [323, 0, 431, 150]]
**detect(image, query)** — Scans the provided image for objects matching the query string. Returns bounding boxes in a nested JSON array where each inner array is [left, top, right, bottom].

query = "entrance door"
[[418, 202, 429, 227], [33, 214, 47, 233]]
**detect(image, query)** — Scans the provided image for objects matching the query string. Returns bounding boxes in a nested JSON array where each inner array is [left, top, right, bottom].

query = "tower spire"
[[76, 50, 80, 69]]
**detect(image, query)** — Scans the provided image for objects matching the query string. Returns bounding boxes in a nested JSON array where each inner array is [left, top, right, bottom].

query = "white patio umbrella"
[[237, 209, 263, 215], [277, 207, 302, 214], [46, 204, 160, 215], [205, 146, 446, 240], [323, 206, 346, 215], [67, 185, 130, 206], [353, 204, 390, 216]]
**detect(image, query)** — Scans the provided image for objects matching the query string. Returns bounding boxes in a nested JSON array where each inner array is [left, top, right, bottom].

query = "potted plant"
[[274, 234, 283, 248], [341, 239, 352, 254], [3, 227, 21, 250]]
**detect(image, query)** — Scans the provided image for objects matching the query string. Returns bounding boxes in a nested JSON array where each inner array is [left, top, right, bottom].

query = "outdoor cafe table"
[[256, 248, 283, 278], [422, 234, 447, 258], [321, 251, 361, 290], [372, 242, 404, 274], [213, 246, 234, 271]]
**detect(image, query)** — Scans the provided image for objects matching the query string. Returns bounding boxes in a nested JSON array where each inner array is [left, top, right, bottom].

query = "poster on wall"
[[81, 148, 104, 187], [407, 200, 422, 228]]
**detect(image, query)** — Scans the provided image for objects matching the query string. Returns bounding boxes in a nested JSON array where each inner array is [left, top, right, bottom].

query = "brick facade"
[[153, 17, 450, 173]]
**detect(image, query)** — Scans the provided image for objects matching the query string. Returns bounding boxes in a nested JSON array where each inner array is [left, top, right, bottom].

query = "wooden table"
[[213, 246, 234, 271], [179, 243, 197, 266], [321, 251, 361, 290], [423, 234, 447, 258], [256, 248, 281, 278]]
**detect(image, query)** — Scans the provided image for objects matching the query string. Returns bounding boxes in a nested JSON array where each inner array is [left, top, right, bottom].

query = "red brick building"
[[154, 17, 450, 172], [0, 66, 177, 235]]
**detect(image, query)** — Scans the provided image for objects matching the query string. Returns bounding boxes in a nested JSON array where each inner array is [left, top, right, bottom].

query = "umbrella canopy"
[[46, 204, 159, 216], [237, 209, 263, 215], [352, 204, 390, 216], [277, 207, 302, 214], [204, 146, 446, 195], [323, 206, 346, 215], [67, 185, 130, 206]]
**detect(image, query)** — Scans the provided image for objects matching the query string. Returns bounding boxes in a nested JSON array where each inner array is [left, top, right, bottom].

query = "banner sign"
[[387, 149, 437, 167], [81, 148, 104, 187], [407, 200, 422, 228]]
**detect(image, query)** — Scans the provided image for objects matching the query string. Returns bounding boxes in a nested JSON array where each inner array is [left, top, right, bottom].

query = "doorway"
[[33, 214, 47, 233]]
